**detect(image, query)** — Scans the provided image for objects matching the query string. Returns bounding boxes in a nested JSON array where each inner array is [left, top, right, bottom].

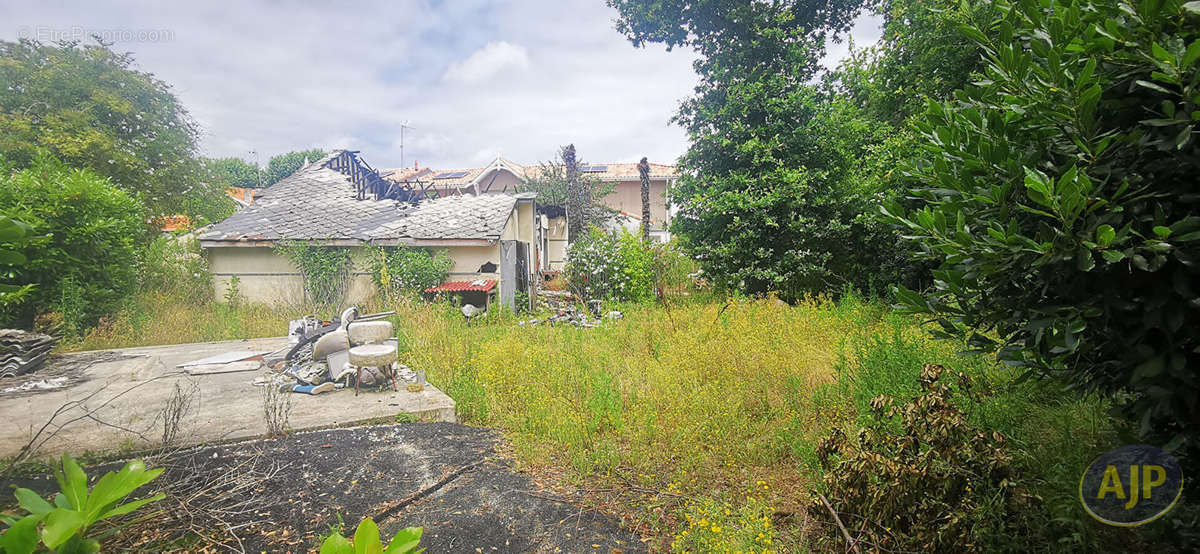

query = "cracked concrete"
[[0, 338, 456, 459]]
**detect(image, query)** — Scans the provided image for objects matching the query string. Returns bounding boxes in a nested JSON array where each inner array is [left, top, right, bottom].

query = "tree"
[[519, 146, 615, 235], [0, 39, 223, 219], [884, 0, 1200, 453], [263, 149, 326, 187], [203, 156, 260, 189], [611, 0, 924, 299], [0, 156, 145, 332], [638, 157, 651, 241]]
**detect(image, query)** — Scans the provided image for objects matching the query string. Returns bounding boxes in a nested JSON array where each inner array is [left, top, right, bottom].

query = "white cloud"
[[1, 1, 881, 170], [443, 41, 530, 84]]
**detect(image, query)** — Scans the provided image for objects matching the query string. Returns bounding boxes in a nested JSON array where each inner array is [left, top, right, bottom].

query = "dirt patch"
[[1, 423, 644, 553]]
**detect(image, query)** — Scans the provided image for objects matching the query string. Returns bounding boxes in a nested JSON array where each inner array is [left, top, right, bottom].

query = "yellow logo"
[[1080, 445, 1182, 526]]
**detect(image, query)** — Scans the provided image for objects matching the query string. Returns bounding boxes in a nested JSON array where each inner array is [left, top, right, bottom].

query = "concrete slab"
[[0, 338, 456, 459]]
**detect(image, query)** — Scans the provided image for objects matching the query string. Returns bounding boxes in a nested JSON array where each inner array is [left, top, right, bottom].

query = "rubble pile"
[[0, 329, 57, 377], [519, 306, 623, 328], [535, 289, 574, 312]]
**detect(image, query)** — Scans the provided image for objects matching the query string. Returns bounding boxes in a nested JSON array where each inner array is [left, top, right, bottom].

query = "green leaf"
[[354, 517, 384, 554], [1096, 224, 1115, 246], [55, 454, 88, 511], [1101, 250, 1126, 263], [384, 527, 424, 554], [42, 508, 88, 549], [321, 533, 354, 554], [84, 459, 162, 523], [0, 514, 45, 554], [1135, 80, 1174, 95], [1153, 226, 1172, 239], [15, 487, 54, 515], [97, 493, 165, 521]]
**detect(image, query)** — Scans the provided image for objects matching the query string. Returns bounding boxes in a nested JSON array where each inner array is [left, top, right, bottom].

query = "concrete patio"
[[0, 337, 456, 459]]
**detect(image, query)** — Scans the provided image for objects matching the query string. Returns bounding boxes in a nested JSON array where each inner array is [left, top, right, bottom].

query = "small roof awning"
[[424, 279, 497, 293]]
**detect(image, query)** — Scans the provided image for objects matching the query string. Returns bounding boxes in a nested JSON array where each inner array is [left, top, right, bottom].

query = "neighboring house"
[[381, 157, 678, 271], [225, 186, 257, 208], [199, 150, 537, 308]]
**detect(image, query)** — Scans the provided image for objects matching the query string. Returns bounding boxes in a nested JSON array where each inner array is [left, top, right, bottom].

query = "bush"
[[138, 235, 211, 304], [650, 239, 698, 298], [274, 240, 352, 307], [812, 364, 1037, 553], [565, 227, 654, 303], [883, 0, 1200, 454], [0, 156, 145, 332], [369, 245, 451, 299]]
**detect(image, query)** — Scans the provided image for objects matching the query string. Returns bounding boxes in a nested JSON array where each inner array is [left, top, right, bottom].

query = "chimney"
[[414, 160, 419, 169]]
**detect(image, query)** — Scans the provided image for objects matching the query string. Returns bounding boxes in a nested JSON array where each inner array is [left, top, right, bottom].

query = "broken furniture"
[[347, 319, 398, 395], [0, 329, 57, 377]]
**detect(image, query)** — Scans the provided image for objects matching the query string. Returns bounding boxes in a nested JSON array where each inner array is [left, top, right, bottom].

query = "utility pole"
[[249, 150, 261, 188], [400, 122, 413, 169]]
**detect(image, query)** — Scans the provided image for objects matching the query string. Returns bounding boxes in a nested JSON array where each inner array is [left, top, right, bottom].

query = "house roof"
[[380, 157, 676, 192], [200, 150, 524, 246]]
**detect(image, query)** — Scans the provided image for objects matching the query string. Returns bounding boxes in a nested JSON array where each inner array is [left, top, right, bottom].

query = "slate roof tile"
[[200, 150, 518, 244]]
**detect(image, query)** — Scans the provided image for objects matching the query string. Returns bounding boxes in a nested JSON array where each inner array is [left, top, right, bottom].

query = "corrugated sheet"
[[425, 279, 497, 293]]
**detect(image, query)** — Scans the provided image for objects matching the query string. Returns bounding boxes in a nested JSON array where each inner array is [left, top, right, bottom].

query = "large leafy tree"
[[610, 0, 927, 298], [0, 39, 226, 220], [885, 0, 1200, 452]]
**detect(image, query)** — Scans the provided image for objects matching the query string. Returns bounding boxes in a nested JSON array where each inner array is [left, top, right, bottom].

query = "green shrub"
[[565, 227, 654, 302], [883, 0, 1200, 454], [650, 239, 698, 297], [138, 235, 211, 304], [812, 364, 1037, 553], [369, 245, 452, 299], [0, 156, 145, 332], [274, 240, 352, 307], [0, 214, 36, 307], [0, 454, 164, 554]]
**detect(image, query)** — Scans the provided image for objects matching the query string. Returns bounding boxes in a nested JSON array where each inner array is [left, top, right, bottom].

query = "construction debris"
[[518, 306, 624, 328], [0, 329, 57, 377]]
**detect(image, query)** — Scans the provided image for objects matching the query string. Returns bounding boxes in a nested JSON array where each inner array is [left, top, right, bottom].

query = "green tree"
[[203, 156, 260, 189], [263, 149, 326, 187], [519, 146, 615, 231], [611, 1, 923, 298], [0, 156, 145, 332], [0, 39, 225, 219], [884, 0, 1200, 452]]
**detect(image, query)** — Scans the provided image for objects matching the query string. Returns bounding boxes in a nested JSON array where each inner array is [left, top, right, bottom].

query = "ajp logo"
[[1079, 444, 1183, 526]]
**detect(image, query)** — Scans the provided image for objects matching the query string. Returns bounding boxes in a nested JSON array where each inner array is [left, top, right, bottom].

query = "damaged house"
[[199, 150, 537, 309], [381, 156, 678, 271]]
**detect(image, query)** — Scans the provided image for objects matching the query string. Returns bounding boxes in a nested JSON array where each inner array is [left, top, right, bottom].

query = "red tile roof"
[[425, 279, 497, 293]]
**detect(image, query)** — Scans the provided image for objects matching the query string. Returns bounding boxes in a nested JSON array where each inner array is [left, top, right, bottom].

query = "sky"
[[2, 1, 882, 170]]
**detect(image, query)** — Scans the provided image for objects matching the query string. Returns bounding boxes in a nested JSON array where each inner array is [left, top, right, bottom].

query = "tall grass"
[[56, 290, 1130, 550]]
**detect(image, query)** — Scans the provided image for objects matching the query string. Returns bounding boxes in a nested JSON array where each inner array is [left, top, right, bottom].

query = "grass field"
[[65, 293, 1134, 551]]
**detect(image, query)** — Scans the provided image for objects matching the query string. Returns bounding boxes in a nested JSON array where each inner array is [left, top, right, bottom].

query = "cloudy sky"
[[3, 1, 881, 170]]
